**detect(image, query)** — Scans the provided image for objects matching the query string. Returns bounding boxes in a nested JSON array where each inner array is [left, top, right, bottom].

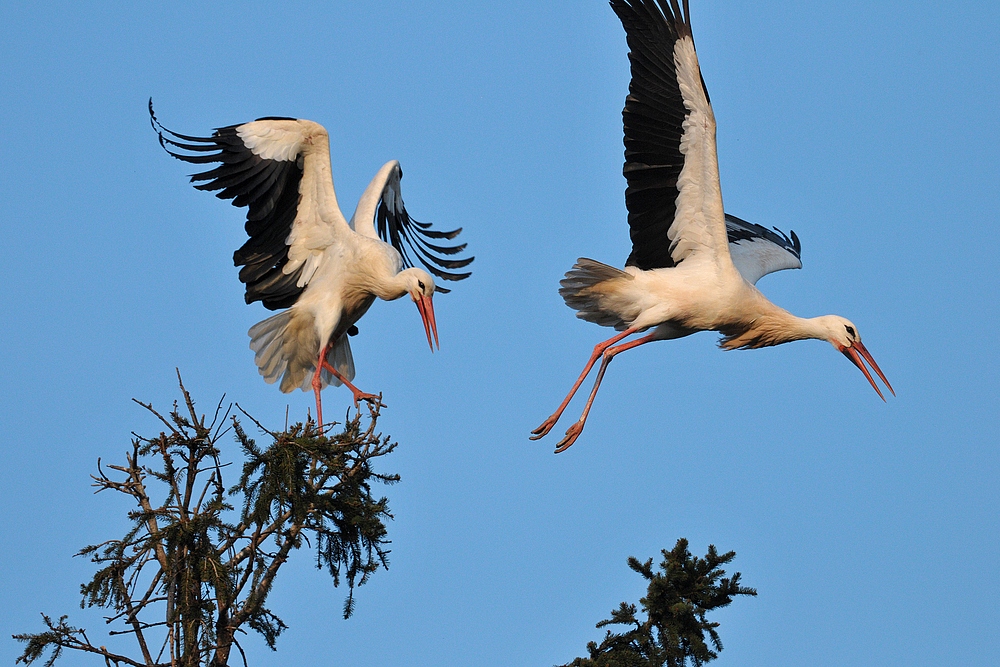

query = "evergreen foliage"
[[561, 539, 757, 667], [13, 378, 398, 667]]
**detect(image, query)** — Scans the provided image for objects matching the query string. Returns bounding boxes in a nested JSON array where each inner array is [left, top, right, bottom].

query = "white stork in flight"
[[150, 103, 473, 428], [531, 0, 893, 453]]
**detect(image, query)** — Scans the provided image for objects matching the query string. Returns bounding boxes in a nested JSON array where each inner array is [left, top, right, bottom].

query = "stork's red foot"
[[320, 360, 385, 410], [350, 390, 384, 410], [553, 422, 584, 454], [529, 416, 560, 441]]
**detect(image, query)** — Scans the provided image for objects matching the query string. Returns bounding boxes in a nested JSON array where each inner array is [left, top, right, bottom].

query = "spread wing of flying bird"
[[725, 214, 802, 285], [150, 101, 473, 428], [617, 0, 729, 272], [373, 164, 472, 293]]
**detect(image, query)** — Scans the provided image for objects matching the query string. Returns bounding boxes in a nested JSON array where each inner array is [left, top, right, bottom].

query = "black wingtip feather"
[[152, 104, 309, 310], [724, 214, 802, 260], [375, 194, 473, 293]]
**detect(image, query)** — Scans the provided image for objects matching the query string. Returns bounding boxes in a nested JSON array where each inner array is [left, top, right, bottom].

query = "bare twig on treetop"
[[14, 378, 398, 667]]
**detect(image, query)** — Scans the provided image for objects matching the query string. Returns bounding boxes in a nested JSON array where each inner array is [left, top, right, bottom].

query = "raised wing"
[[150, 102, 348, 310], [611, 0, 728, 271], [725, 214, 802, 284], [351, 161, 473, 294]]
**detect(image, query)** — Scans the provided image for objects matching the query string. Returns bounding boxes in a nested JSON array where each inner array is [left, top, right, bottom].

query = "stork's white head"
[[398, 268, 438, 352], [814, 315, 860, 348], [815, 315, 894, 400]]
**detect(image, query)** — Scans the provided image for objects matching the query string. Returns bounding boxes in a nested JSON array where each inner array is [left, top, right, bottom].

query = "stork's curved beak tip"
[[414, 293, 439, 352], [841, 341, 894, 400]]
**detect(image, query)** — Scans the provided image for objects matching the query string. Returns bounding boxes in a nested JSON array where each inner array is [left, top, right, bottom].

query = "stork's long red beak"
[[413, 293, 439, 352], [841, 341, 894, 401]]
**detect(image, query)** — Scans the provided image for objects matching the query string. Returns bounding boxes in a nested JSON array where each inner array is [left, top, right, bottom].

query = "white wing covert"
[[150, 103, 350, 310]]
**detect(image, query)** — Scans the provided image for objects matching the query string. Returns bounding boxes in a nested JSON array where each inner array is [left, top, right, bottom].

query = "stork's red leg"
[[553, 332, 658, 453], [530, 328, 639, 440], [321, 360, 382, 409], [311, 342, 334, 430]]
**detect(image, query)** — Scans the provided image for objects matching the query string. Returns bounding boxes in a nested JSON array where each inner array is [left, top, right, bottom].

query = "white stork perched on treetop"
[[531, 0, 893, 453], [150, 103, 473, 429]]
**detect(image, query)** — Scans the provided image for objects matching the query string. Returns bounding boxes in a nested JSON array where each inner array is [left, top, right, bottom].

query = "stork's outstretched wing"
[[725, 214, 802, 285], [611, 0, 728, 271], [150, 102, 349, 310], [374, 163, 472, 294], [349, 160, 473, 294]]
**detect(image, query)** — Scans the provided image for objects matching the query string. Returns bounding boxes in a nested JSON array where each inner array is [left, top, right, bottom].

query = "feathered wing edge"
[[375, 165, 473, 294], [725, 214, 802, 284], [149, 100, 307, 310], [725, 214, 801, 259], [613, 0, 698, 271]]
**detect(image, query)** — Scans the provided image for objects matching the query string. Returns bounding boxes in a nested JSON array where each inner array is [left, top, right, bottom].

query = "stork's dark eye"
[[845, 326, 856, 337], [418, 280, 426, 291]]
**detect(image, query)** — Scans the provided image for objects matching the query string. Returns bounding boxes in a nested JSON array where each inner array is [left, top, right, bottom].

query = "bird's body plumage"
[[532, 0, 892, 452], [152, 108, 472, 426]]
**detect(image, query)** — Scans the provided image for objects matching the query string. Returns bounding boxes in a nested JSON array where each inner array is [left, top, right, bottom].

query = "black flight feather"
[[150, 100, 306, 310], [610, 0, 699, 271], [374, 166, 473, 294], [724, 214, 801, 259]]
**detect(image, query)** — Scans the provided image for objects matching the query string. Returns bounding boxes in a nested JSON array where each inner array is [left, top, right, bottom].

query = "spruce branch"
[[562, 539, 757, 667], [14, 379, 398, 666]]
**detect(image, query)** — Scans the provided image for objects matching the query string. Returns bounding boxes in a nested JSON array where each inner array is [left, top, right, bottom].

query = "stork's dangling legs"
[[310, 341, 383, 430], [312, 342, 381, 430], [553, 332, 659, 453], [311, 343, 334, 430], [531, 328, 639, 440], [322, 359, 381, 408]]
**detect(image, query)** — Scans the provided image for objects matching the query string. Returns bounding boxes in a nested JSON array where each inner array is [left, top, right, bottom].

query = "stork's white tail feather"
[[559, 258, 632, 330], [249, 310, 356, 394]]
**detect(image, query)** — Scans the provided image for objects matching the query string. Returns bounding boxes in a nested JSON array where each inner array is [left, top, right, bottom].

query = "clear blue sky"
[[1, 1, 998, 665]]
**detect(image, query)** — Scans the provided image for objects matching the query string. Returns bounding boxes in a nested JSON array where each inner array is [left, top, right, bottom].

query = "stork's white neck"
[[781, 314, 833, 342], [720, 307, 837, 350], [372, 271, 411, 301]]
